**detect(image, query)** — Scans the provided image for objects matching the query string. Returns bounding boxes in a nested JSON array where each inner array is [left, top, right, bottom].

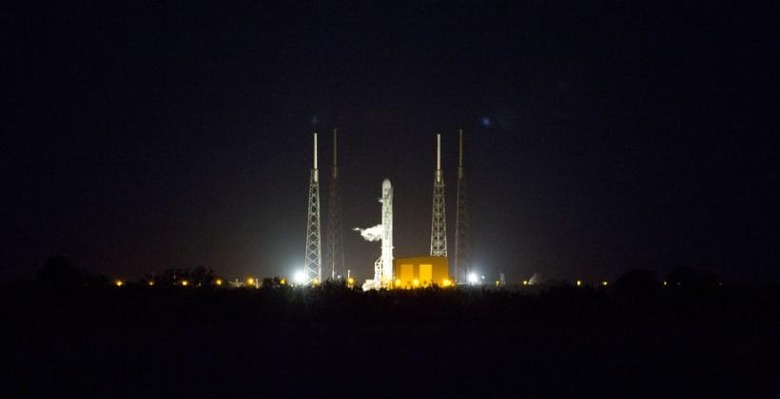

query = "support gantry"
[[430, 133, 448, 257], [454, 129, 471, 283], [304, 132, 322, 284], [326, 129, 345, 280]]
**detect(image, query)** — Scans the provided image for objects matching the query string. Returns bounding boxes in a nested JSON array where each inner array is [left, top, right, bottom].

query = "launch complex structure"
[[303, 130, 471, 288]]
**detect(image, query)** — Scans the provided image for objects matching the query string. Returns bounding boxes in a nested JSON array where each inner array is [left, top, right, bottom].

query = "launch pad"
[[303, 130, 470, 289]]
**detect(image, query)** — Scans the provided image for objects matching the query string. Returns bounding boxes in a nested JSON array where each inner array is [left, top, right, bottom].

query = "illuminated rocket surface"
[[355, 178, 394, 289], [378, 178, 394, 287]]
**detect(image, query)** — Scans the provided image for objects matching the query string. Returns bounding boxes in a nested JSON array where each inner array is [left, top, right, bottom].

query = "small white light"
[[468, 273, 479, 285]]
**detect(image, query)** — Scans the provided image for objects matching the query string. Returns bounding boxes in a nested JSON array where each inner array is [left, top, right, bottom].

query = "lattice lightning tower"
[[454, 129, 471, 283], [304, 132, 322, 284], [326, 129, 345, 280], [430, 133, 448, 257]]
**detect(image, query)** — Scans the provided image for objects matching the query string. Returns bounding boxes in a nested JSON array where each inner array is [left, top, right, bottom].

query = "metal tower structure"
[[454, 129, 471, 283], [326, 129, 345, 280], [304, 132, 322, 284], [430, 133, 448, 257]]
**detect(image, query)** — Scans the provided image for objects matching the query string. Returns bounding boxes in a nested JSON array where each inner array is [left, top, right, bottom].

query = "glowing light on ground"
[[294, 270, 307, 285]]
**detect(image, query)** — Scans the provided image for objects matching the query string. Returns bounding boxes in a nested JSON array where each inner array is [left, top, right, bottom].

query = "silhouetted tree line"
[[31, 256, 726, 293], [144, 265, 217, 287], [35, 256, 108, 289], [4, 258, 776, 399], [22, 256, 772, 326], [30, 257, 220, 289]]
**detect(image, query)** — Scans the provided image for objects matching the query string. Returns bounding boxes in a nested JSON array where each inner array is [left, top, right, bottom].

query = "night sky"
[[4, 2, 777, 283]]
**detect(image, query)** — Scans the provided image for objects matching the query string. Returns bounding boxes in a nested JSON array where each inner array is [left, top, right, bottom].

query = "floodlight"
[[294, 270, 307, 285]]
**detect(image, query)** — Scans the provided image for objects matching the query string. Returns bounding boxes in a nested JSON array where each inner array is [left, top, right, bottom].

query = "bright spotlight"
[[294, 270, 307, 285], [468, 273, 479, 285]]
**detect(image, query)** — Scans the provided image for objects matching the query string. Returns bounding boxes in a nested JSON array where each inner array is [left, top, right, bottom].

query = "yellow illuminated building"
[[393, 256, 450, 288]]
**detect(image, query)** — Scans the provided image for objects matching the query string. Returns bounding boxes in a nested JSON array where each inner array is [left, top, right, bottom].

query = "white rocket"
[[357, 178, 394, 290], [378, 178, 393, 286]]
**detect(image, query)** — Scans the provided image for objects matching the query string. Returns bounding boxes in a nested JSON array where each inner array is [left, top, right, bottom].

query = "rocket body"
[[380, 179, 394, 285]]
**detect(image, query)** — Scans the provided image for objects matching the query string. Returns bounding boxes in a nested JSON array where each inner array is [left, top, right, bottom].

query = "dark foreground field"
[[3, 284, 778, 398]]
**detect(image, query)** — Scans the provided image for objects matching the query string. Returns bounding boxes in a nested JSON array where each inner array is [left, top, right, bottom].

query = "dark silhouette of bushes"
[[2, 269, 778, 398], [145, 266, 217, 287], [615, 268, 660, 298], [35, 256, 106, 289]]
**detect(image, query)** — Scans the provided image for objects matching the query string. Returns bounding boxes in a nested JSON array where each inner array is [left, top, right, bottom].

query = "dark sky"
[[4, 2, 778, 283]]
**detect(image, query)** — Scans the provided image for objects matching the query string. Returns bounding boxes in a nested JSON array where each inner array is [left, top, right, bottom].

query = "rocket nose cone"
[[382, 179, 391, 190]]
